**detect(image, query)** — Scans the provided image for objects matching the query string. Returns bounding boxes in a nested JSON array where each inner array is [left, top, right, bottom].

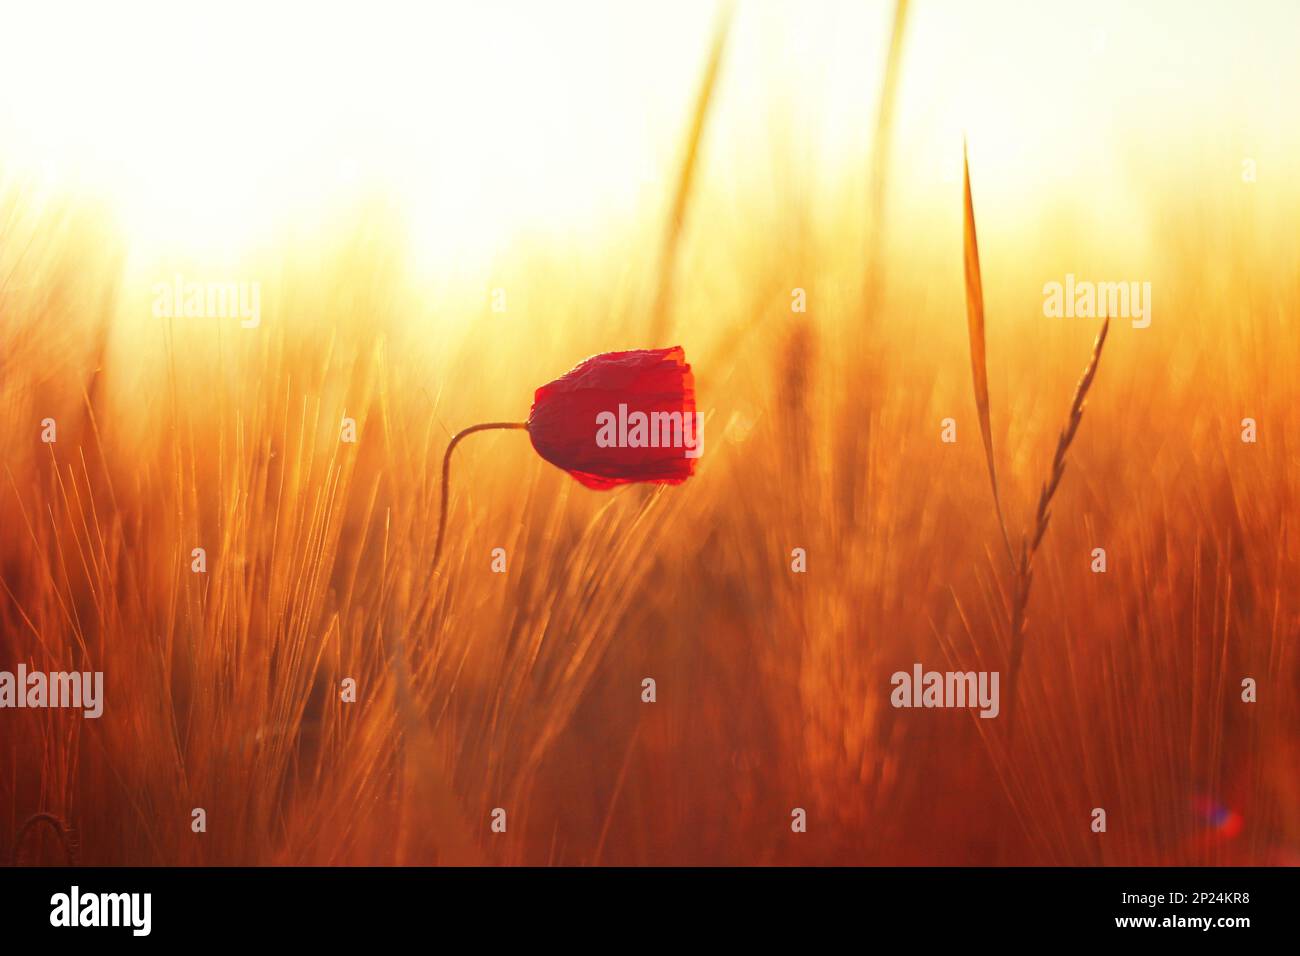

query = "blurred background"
[[0, 0, 1297, 864]]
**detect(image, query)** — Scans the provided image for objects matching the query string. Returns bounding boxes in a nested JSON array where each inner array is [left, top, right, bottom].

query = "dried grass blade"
[[962, 142, 1014, 566], [647, 0, 734, 342]]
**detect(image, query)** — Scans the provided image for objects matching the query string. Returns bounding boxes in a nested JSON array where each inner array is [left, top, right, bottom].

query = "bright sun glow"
[[0, 1, 716, 262], [2, 0, 1297, 268]]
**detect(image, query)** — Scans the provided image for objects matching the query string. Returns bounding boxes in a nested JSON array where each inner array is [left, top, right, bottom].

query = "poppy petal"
[[526, 346, 699, 489]]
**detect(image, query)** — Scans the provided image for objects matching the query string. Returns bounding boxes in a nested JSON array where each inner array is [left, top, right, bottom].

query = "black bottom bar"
[[0, 866, 1291, 942]]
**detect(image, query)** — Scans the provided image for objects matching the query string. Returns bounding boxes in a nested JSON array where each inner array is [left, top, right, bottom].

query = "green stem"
[[434, 421, 529, 568]]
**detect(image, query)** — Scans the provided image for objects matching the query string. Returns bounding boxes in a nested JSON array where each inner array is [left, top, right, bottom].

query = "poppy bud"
[[526, 346, 700, 489]]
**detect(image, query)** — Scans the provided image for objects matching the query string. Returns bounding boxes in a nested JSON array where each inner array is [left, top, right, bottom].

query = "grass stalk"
[[961, 144, 1111, 729]]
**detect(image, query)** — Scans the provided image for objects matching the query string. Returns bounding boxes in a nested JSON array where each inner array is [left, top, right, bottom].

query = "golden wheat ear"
[[961, 143, 1111, 730], [1006, 315, 1111, 720]]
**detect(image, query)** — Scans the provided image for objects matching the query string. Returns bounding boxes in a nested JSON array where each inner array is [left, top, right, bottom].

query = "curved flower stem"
[[434, 421, 529, 568]]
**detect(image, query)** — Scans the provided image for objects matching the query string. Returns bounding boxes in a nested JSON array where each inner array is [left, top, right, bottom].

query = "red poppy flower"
[[434, 346, 700, 565], [526, 346, 700, 489]]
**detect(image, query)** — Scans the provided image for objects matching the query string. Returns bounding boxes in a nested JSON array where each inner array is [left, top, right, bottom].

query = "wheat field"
[[1, 0, 1297, 866]]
